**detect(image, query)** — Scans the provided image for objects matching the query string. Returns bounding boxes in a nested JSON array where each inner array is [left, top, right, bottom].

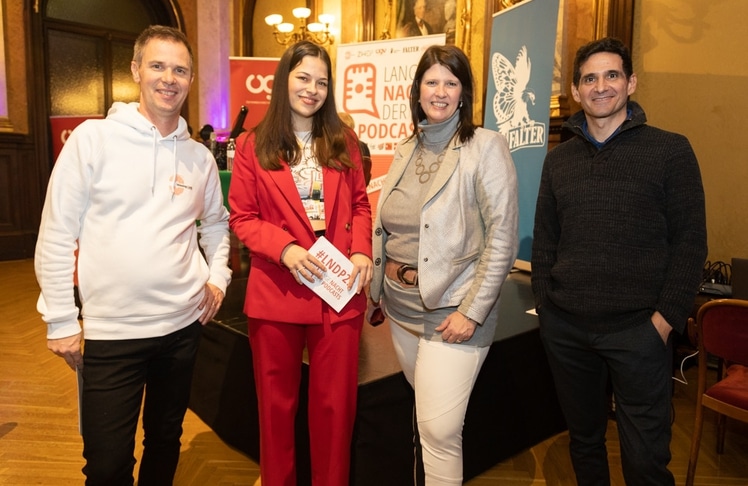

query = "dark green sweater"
[[531, 102, 707, 334]]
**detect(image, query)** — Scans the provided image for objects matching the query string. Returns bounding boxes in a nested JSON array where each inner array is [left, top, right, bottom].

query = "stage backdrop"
[[229, 57, 279, 134], [484, 0, 560, 264], [334, 34, 446, 213]]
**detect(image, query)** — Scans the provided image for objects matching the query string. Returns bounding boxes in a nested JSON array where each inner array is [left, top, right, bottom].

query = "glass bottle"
[[226, 138, 236, 172]]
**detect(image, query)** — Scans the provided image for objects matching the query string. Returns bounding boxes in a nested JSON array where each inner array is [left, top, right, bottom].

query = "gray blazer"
[[371, 127, 519, 346]]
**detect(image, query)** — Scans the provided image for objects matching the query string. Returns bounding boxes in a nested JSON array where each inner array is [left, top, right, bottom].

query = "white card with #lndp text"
[[302, 236, 359, 312]]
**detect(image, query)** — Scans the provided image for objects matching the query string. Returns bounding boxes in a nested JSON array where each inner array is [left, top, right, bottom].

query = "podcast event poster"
[[335, 34, 446, 213], [485, 0, 560, 262]]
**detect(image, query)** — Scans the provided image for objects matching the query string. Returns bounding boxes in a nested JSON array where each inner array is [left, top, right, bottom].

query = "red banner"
[[229, 57, 279, 133], [49, 115, 104, 162]]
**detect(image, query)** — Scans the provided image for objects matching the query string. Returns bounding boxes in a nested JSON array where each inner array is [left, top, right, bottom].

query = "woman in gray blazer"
[[370, 45, 518, 485]]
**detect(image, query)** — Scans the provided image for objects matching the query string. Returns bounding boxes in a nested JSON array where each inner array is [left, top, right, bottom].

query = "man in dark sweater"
[[531, 37, 707, 486]]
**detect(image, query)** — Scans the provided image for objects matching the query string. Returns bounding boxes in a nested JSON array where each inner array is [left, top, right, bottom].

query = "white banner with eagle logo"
[[484, 0, 560, 263]]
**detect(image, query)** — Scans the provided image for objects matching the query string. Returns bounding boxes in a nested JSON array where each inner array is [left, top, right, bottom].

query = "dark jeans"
[[539, 309, 675, 486], [80, 320, 202, 486]]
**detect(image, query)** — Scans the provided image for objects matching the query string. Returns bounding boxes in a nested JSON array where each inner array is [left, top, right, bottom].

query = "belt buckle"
[[396, 264, 418, 286]]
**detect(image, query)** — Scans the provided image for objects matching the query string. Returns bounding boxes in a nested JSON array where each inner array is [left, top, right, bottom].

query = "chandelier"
[[265, 8, 335, 48]]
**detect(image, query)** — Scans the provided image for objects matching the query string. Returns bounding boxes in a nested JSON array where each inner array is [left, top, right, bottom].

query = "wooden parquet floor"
[[1, 258, 747, 485], [0, 259, 259, 486]]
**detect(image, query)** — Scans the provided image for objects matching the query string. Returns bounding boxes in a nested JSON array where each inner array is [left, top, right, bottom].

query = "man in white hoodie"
[[34, 25, 231, 485]]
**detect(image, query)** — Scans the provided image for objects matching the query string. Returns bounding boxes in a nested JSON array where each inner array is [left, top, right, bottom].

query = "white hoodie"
[[35, 102, 231, 340]]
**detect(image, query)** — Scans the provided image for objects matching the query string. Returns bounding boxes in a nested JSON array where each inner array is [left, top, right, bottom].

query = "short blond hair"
[[133, 25, 193, 69]]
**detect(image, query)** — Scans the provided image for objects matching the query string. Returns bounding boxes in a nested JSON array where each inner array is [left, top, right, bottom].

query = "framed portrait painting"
[[374, 0, 461, 45], [395, 0, 457, 43]]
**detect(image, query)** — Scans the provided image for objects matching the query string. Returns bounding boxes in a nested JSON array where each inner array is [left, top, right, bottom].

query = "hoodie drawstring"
[[150, 127, 158, 195], [170, 134, 178, 201], [149, 128, 180, 200]]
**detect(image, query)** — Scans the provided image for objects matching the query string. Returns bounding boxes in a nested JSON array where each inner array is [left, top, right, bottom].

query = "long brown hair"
[[252, 41, 353, 171]]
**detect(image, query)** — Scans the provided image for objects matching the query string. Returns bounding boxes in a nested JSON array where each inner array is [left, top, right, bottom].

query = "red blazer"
[[229, 131, 372, 324]]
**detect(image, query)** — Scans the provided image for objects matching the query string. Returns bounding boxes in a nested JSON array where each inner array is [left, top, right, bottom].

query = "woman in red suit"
[[229, 40, 373, 486]]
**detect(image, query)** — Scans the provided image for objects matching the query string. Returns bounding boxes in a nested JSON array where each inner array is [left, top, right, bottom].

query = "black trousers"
[[539, 309, 675, 486], [80, 320, 202, 486]]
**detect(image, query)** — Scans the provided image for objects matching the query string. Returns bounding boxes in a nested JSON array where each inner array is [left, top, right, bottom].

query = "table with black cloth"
[[188, 268, 566, 485]]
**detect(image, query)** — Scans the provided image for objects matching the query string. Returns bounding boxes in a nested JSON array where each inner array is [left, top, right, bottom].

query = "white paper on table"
[[302, 236, 359, 312]]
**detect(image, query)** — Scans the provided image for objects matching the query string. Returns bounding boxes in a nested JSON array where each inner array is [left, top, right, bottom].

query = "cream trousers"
[[390, 321, 489, 485]]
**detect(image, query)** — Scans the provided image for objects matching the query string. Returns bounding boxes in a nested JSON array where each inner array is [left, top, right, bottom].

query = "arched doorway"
[[40, 0, 183, 161], [0, 0, 184, 260]]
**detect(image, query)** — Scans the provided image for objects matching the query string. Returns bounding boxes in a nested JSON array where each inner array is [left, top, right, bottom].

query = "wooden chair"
[[686, 298, 748, 486]]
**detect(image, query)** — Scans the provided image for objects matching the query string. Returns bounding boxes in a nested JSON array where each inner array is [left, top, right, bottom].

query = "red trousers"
[[247, 315, 363, 486]]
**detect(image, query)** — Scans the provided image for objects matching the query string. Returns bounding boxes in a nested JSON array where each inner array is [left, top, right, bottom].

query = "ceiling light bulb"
[[277, 22, 295, 33], [292, 7, 311, 19], [264, 14, 283, 26], [318, 14, 334, 25]]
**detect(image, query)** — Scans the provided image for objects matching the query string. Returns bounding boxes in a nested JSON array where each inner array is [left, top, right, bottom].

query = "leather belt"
[[384, 259, 418, 287]]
